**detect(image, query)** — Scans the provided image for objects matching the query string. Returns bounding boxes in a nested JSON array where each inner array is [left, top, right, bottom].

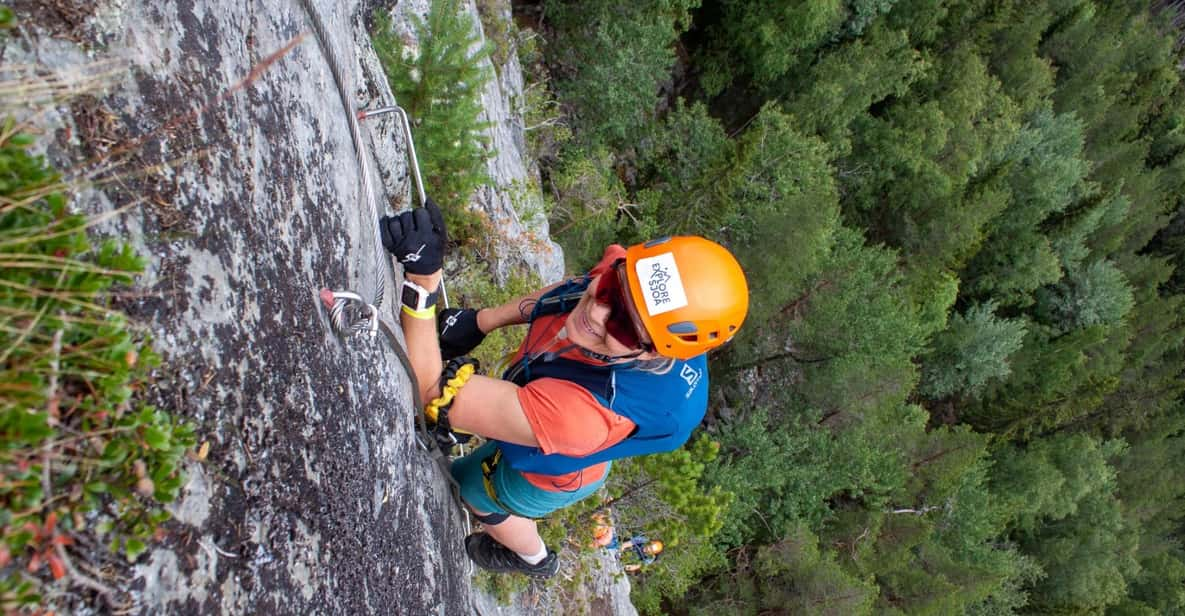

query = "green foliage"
[[840, 0, 900, 38], [545, 148, 642, 271], [604, 435, 732, 611], [919, 302, 1027, 399], [472, 567, 529, 604], [1123, 551, 1185, 614], [516, 30, 573, 164], [703, 406, 839, 547], [964, 322, 1127, 437], [1022, 490, 1140, 613], [963, 554, 1043, 616], [1114, 412, 1185, 536], [373, 3, 493, 242], [0, 122, 194, 608], [474, 0, 514, 75], [988, 434, 1142, 613], [630, 537, 727, 615], [827, 429, 1036, 616], [699, 0, 845, 94], [784, 227, 926, 416], [840, 43, 1021, 272], [780, 24, 928, 156], [692, 524, 877, 616], [542, 0, 700, 147], [606, 434, 731, 546], [750, 525, 877, 616], [531, 0, 1185, 612], [961, 109, 1092, 307], [634, 100, 734, 238], [991, 434, 1125, 532], [724, 105, 840, 325], [1035, 258, 1134, 332]]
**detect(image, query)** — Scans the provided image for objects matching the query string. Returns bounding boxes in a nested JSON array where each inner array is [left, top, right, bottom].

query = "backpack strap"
[[529, 277, 590, 321]]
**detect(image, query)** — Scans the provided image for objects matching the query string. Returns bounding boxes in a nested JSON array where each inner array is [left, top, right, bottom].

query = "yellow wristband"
[[402, 304, 436, 320]]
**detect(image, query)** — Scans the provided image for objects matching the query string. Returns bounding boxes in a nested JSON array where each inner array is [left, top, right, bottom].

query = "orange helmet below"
[[647, 540, 664, 554], [623, 236, 749, 360]]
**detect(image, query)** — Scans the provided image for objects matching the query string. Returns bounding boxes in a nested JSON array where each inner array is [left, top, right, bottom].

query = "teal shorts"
[[450, 441, 607, 519]]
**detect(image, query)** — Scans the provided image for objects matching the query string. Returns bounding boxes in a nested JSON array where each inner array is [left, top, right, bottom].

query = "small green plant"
[[373, 2, 494, 244], [0, 119, 194, 609], [472, 567, 530, 604], [506, 177, 548, 229]]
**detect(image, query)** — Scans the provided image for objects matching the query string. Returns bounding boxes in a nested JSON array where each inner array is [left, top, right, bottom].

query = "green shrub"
[[546, 148, 643, 271], [599, 435, 732, 611], [373, 2, 494, 243], [633, 100, 733, 235], [0, 119, 194, 610], [474, 0, 514, 76], [472, 567, 530, 604], [698, 0, 845, 95], [632, 537, 727, 615], [517, 30, 573, 165]]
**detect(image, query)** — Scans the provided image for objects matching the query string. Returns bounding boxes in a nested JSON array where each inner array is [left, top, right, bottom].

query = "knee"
[[471, 509, 510, 525]]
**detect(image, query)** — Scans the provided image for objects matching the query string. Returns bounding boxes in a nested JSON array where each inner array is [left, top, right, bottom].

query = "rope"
[[298, 0, 391, 310], [299, 0, 473, 541]]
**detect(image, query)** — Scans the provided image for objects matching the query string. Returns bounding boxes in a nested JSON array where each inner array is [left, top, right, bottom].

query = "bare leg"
[[468, 507, 544, 555]]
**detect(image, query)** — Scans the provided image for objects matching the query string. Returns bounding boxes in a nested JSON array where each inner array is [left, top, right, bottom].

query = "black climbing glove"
[[437, 307, 487, 360], [379, 197, 447, 275]]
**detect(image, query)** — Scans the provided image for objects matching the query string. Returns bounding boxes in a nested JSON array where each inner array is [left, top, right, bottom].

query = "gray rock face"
[[11, 0, 473, 612], [6, 0, 626, 613]]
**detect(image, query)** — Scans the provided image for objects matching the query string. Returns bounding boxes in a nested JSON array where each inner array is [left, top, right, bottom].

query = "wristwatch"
[[401, 279, 441, 312]]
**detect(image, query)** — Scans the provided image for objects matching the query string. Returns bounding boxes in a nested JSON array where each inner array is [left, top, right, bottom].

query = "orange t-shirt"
[[513, 246, 636, 491]]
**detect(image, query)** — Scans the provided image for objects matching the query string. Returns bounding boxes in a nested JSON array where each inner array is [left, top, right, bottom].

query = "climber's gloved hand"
[[379, 197, 447, 275], [437, 307, 486, 360]]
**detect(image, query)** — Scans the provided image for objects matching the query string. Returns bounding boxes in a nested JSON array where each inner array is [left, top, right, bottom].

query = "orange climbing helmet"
[[621, 236, 749, 360], [646, 540, 664, 555]]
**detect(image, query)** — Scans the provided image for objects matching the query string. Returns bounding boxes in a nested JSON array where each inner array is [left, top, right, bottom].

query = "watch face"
[[402, 282, 425, 310], [401, 281, 439, 311]]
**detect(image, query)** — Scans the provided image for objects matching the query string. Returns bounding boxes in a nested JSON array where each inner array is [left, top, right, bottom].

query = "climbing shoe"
[[464, 533, 559, 579]]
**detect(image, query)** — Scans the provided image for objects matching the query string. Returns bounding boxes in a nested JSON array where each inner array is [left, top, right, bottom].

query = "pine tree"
[[698, 0, 846, 94], [542, 0, 700, 146], [919, 302, 1027, 400], [1034, 258, 1135, 332], [373, 2, 493, 237]]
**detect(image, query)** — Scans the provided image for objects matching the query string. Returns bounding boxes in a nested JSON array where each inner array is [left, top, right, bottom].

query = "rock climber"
[[616, 536, 664, 572], [379, 199, 748, 578]]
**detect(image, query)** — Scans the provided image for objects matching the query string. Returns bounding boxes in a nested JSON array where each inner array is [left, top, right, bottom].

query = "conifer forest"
[[523, 0, 1185, 612]]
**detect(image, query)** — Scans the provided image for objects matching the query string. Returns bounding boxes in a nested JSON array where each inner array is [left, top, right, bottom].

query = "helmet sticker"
[[635, 252, 688, 316]]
